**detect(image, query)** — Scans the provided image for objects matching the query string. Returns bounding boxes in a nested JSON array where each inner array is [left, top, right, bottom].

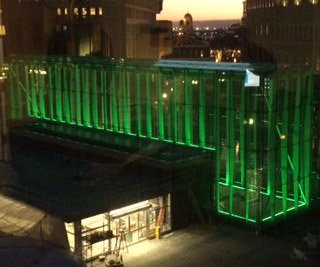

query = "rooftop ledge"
[[9, 56, 277, 73]]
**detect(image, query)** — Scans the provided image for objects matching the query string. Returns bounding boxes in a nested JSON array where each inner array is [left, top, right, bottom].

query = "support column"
[[62, 67, 70, 123], [199, 75, 206, 148], [252, 89, 258, 221], [74, 220, 83, 259], [157, 71, 164, 140], [214, 74, 221, 212], [122, 69, 130, 134], [54, 64, 62, 121], [281, 77, 289, 216], [101, 68, 109, 130], [111, 70, 119, 132], [8, 65, 17, 120], [91, 69, 99, 128], [293, 75, 301, 210], [74, 66, 82, 125], [267, 79, 276, 221], [81, 68, 91, 127], [145, 72, 152, 138], [184, 74, 192, 145], [172, 74, 178, 143], [226, 78, 235, 214], [240, 82, 249, 220], [126, 71, 131, 134], [303, 73, 313, 208], [24, 66, 31, 116], [14, 65, 23, 119], [38, 69, 46, 119], [135, 72, 142, 136], [47, 66, 54, 120]]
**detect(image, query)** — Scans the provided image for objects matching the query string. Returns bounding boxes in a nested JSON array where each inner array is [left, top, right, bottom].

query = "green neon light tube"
[[62, 67, 70, 123], [54, 65, 62, 121], [199, 77, 206, 148]]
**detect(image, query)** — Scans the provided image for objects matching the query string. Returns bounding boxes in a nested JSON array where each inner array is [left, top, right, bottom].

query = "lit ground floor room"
[[65, 195, 172, 261]]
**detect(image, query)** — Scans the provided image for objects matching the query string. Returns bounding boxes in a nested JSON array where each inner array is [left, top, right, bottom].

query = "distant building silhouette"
[[2, 0, 165, 59], [167, 13, 210, 60], [209, 23, 244, 63], [243, 0, 320, 70]]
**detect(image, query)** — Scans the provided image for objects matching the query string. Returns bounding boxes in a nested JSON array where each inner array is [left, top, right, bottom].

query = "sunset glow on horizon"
[[157, 0, 243, 21]]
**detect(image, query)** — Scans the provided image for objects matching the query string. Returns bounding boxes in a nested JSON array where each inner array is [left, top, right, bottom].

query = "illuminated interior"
[[8, 57, 315, 226], [64, 195, 171, 261]]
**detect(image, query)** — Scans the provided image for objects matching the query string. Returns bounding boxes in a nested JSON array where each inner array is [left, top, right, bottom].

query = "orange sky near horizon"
[[157, 0, 243, 21]]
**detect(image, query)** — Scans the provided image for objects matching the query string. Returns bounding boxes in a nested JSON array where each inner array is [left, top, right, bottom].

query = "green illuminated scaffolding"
[[7, 57, 315, 226]]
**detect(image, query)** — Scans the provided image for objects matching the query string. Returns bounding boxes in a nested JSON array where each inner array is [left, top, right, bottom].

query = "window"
[[90, 7, 96, 16]]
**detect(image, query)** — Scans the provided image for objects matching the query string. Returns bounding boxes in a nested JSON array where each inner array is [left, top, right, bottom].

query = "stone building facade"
[[2, 0, 165, 59], [243, 0, 320, 70]]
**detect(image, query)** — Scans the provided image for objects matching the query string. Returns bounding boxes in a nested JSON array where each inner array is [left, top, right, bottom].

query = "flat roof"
[[11, 57, 276, 74], [8, 121, 212, 221], [25, 120, 211, 163]]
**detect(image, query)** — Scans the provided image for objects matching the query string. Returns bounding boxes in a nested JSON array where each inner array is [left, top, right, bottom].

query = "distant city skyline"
[[157, 0, 243, 21]]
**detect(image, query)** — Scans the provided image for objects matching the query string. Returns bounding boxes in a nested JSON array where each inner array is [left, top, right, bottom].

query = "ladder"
[[113, 229, 128, 256]]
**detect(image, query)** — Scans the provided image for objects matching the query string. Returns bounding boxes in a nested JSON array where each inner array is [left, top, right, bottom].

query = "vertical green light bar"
[[24, 66, 31, 116], [111, 70, 119, 132], [54, 64, 62, 121], [135, 72, 142, 136], [226, 78, 235, 214], [47, 66, 54, 120], [214, 73, 221, 213], [303, 73, 313, 208], [240, 80, 249, 220], [30, 65, 39, 117], [267, 78, 276, 221], [122, 70, 131, 134], [199, 75, 206, 148], [38, 66, 46, 119], [117, 69, 123, 132], [81, 67, 91, 127], [281, 77, 289, 216], [101, 68, 108, 130], [91, 69, 99, 128], [9, 65, 17, 119], [14, 65, 23, 119], [145, 71, 152, 138], [166, 73, 172, 141], [184, 73, 191, 145], [69, 65, 75, 124], [74, 66, 82, 125], [293, 74, 301, 210], [240, 82, 246, 187], [189, 75, 194, 144], [62, 67, 71, 123], [126, 71, 132, 133], [122, 69, 129, 134], [172, 74, 178, 143], [157, 71, 164, 140], [252, 86, 258, 222]]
